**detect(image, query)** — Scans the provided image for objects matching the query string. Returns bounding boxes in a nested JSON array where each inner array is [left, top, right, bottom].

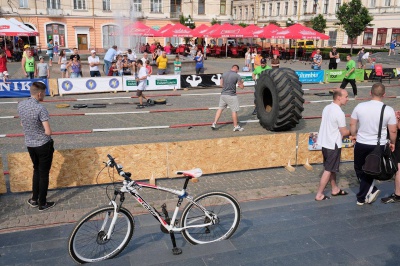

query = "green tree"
[[210, 18, 222, 25], [310, 14, 326, 33], [179, 15, 196, 29], [238, 22, 248, 28], [286, 18, 295, 27], [335, 0, 373, 54]]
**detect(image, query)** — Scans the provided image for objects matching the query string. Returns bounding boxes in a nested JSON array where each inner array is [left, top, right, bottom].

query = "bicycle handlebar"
[[106, 154, 133, 182]]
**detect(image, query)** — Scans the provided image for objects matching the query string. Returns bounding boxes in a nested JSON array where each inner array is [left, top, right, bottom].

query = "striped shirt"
[[17, 97, 51, 147]]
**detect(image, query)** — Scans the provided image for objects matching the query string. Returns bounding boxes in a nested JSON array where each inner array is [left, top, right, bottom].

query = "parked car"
[[42, 48, 74, 57]]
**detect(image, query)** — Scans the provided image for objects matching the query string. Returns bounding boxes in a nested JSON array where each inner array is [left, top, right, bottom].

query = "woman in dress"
[[58, 49, 68, 78]]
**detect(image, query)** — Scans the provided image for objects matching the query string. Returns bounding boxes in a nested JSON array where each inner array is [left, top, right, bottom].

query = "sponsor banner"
[[123, 75, 180, 91], [308, 132, 353, 151], [181, 73, 254, 88], [324, 69, 364, 83], [364, 68, 398, 80], [0, 79, 49, 98], [295, 70, 324, 83], [58, 77, 123, 95]]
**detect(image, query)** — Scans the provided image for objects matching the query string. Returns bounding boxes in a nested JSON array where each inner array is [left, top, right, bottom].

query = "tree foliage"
[[179, 15, 196, 29], [335, 0, 373, 52], [286, 18, 295, 27], [238, 22, 248, 28], [310, 14, 326, 33], [210, 18, 222, 26]]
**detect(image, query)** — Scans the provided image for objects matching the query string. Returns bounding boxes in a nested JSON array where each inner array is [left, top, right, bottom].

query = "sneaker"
[[136, 105, 145, 109], [381, 193, 400, 204], [356, 201, 365, 206], [39, 202, 56, 211], [366, 189, 381, 204], [233, 126, 244, 132], [27, 199, 38, 208], [211, 122, 216, 130], [252, 109, 257, 115]]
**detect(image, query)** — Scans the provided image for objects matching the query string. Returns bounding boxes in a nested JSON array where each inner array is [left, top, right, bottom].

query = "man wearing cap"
[[22, 44, 30, 59], [104, 45, 118, 75], [88, 50, 101, 77], [252, 58, 272, 115], [329, 46, 340, 70]]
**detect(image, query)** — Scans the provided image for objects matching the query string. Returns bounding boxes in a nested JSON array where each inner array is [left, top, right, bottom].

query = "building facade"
[[232, 0, 400, 48], [0, 0, 234, 52]]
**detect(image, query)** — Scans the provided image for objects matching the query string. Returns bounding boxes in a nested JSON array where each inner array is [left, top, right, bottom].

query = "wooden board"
[[8, 143, 168, 193], [296, 133, 354, 165], [0, 158, 6, 194], [48, 78, 59, 96], [167, 134, 297, 177]]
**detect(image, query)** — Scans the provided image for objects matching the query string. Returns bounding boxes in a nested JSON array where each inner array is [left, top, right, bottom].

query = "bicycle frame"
[[105, 179, 214, 239]]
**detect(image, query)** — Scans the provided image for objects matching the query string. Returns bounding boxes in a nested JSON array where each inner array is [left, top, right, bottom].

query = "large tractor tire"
[[255, 68, 304, 131]]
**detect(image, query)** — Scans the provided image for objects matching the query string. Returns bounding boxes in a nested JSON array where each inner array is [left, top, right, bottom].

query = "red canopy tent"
[[205, 23, 242, 38], [123, 21, 158, 36], [0, 18, 37, 36], [157, 23, 193, 37], [252, 24, 282, 38], [191, 24, 210, 38], [158, 24, 173, 35]]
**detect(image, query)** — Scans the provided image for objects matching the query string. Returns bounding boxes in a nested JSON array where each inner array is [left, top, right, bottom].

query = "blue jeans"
[[104, 60, 111, 75], [70, 72, 81, 78]]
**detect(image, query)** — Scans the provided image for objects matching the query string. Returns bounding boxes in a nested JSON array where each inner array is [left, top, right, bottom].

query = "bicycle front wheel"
[[68, 206, 134, 264], [180, 191, 241, 245]]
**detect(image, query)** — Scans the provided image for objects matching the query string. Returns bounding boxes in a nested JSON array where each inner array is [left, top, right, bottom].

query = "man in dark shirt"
[[211, 65, 245, 131], [18, 82, 55, 211]]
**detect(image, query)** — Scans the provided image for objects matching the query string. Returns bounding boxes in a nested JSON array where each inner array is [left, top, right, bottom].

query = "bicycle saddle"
[[176, 168, 203, 178]]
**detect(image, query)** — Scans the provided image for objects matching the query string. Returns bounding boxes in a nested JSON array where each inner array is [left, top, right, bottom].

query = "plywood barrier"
[[167, 134, 297, 177], [48, 78, 59, 96], [8, 143, 168, 193], [8, 134, 297, 192], [296, 133, 354, 166], [0, 158, 6, 194]]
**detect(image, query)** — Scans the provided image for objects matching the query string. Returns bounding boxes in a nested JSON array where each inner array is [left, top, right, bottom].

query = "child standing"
[[174, 55, 182, 75], [145, 59, 152, 76], [107, 61, 118, 76], [58, 50, 68, 78], [36, 56, 50, 79]]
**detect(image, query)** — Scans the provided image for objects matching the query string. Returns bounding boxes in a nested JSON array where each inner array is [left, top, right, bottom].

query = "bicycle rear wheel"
[[180, 191, 241, 245], [68, 206, 134, 264]]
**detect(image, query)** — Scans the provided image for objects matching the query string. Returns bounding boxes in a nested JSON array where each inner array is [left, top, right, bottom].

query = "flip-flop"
[[315, 195, 331, 201], [332, 189, 348, 196]]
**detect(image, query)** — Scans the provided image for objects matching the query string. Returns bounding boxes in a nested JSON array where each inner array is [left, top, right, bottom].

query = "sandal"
[[315, 195, 331, 201], [332, 189, 348, 196]]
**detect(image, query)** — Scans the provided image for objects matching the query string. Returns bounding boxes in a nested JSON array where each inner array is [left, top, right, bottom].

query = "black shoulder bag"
[[362, 104, 398, 180]]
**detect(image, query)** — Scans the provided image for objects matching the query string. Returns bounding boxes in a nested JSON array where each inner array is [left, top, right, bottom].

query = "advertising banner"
[[295, 70, 324, 83], [0, 79, 49, 98], [324, 69, 364, 83], [364, 68, 397, 81], [57, 77, 123, 95], [181, 73, 254, 88], [238, 72, 255, 86], [123, 75, 180, 91], [308, 132, 354, 151]]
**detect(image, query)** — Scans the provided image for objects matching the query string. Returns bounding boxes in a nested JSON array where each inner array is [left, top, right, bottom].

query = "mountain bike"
[[68, 154, 241, 264]]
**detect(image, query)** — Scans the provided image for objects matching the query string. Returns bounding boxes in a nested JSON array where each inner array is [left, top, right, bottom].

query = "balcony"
[[47, 8, 63, 16]]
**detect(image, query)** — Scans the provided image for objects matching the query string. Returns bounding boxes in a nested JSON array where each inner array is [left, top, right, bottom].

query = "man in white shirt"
[[88, 50, 101, 77], [135, 60, 150, 109], [350, 83, 397, 205], [315, 89, 351, 201], [127, 49, 137, 63], [141, 52, 149, 67]]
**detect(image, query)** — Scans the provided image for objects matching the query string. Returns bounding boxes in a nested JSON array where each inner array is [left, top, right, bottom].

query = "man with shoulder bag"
[[350, 83, 397, 206]]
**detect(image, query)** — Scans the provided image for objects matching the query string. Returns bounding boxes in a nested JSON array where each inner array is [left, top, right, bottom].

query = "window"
[[46, 23, 66, 47], [133, 0, 142, 12], [376, 29, 387, 45], [103, 0, 111, 10], [328, 31, 337, 47], [293, 1, 298, 15], [363, 33, 373, 45], [285, 2, 288, 15], [19, 0, 28, 8], [47, 0, 60, 9], [251, 7, 254, 19], [74, 0, 86, 10], [239, 8, 242, 20], [369, 0, 375, 7], [151, 0, 162, 13], [303, 0, 307, 14], [384, 0, 391, 6], [171, 0, 181, 15], [198, 0, 205, 14], [313, 0, 317, 13], [323, 0, 328, 14], [262, 4, 265, 16], [245, 7, 248, 20], [103, 25, 120, 49], [233, 8, 237, 19], [347, 36, 357, 45], [269, 3, 272, 16], [335, 0, 341, 12], [277, 3, 280, 15], [220, 0, 226, 15]]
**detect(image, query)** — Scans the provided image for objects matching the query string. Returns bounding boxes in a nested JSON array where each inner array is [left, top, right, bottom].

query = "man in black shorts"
[[315, 89, 352, 201]]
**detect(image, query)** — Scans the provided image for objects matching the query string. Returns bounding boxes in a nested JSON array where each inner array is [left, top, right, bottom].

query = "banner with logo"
[[123, 75, 180, 91], [295, 70, 324, 83], [0, 79, 49, 98], [325, 69, 365, 83], [363, 68, 397, 81], [181, 73, 254, 88], [57, 77, 123, 95], [238, 72, 255, 86]]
